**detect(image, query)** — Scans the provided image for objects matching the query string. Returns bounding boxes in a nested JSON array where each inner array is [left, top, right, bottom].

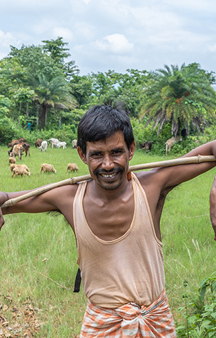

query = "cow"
[[141, 141, 152, 153], [21, 142, 30, 157], [9, 144, 23, 161], [34, 139, 43, 147], [165, 136, 182, 155], [38, 141, 48, 152], [7, 138, 26, 148], [48, 138, 60, 148], [72, 139, 77, 149], [56, 141, 67, 149]]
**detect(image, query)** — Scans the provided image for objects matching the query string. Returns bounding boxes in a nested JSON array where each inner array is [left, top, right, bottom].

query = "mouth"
[[94, 169, 122, 181], [100, 172, 118, 178]]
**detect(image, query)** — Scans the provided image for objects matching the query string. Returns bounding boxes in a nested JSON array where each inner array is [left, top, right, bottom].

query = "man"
[[1, 104, 216, 337]]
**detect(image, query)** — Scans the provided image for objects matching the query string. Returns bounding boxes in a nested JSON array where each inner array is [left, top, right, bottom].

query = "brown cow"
[[34, 139, 43, 147], [20, 142, 30, 156], [10, 144, 23, 160], [7, 138, 26, 148]]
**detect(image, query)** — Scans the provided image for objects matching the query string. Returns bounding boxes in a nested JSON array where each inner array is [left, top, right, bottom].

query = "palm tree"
[[140, 63, 216, 136], [30, 74, 77, 129]]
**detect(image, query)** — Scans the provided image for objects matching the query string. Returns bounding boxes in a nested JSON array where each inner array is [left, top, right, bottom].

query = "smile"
[[101, 173, 117, 178]]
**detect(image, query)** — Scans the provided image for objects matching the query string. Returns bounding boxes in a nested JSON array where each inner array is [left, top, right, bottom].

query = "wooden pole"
[[1, 155, 216, 209]]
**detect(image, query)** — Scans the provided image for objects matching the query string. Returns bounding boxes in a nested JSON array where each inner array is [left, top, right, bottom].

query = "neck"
[[91, 176, 132, 201]]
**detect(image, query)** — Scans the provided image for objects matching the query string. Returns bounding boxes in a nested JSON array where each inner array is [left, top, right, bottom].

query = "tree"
[[140, 63, 216, 136], [42, 37, 79, 80], [12, 87, 35, 122], [30, 74, 77, 129], [70, 75, 93, 107]]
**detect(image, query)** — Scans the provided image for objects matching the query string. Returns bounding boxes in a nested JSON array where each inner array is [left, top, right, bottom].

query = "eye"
[[111, 150, 123, 156], [91, 151, 102, 157]]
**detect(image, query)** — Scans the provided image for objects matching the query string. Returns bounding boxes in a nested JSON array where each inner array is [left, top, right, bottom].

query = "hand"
[[210, 174, 216, 240]]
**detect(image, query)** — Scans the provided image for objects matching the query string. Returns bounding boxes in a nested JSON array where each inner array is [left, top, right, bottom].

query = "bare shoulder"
[[42, 183, 79, 208]]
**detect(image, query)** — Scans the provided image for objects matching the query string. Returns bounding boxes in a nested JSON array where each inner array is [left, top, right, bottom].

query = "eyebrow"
[[89, 147, 125, 156]]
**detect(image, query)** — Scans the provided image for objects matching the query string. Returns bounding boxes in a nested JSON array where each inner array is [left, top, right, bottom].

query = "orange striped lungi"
[[80, 290, 176, 337]]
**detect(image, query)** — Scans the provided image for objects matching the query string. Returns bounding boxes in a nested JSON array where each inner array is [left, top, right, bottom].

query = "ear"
[[129, 141, 135, 160], [77, 147, 87, 164]]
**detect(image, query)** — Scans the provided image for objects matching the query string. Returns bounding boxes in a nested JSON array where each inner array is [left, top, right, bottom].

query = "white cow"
[[72, 139, 77, 149], [48, 138, 60, 148], [56, 141, 67, 149], [39, 141, 48, 152]]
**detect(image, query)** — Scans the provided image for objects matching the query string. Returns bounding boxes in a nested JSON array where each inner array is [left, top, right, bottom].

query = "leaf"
[[200, 285, 207, 302]]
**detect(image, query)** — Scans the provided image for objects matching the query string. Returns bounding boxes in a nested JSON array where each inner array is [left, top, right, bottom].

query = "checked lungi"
[[80, 290, 176, 337]]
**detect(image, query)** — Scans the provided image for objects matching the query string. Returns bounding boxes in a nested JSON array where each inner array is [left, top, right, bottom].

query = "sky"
[[1, 0, 216, 76]]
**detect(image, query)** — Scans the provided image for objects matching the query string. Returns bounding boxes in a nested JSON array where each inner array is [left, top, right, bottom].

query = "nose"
[[101, 154, 114, 171]]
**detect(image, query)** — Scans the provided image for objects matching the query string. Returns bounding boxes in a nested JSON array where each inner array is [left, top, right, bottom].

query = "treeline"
[[1, 37, 216, 154]]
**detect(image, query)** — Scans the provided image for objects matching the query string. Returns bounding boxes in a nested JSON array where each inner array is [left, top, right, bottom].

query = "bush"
[[176, 274, 216, 337]]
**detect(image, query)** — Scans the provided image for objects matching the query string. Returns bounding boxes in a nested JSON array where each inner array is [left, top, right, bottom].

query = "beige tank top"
[[73, 173, 165, 308]]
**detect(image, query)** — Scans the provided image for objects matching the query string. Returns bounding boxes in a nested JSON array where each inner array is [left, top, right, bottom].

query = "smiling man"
[[1, 104, 216, 337]]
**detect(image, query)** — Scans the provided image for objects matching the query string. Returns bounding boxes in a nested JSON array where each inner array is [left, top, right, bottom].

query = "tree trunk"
[[38, 104, 46, 130], [59, 116, 61, 128], [19, 102, 22, 124], [26, 103, 29, 119], [45, 106, 48, 127], [36, 104, 40, 127]]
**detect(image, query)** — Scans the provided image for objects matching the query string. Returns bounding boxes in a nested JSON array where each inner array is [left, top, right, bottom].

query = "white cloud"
[[53, 27, 74, 41], [0, 30, 16, 47], [96, 34, 134, 54], [208, 44, 216, 52]]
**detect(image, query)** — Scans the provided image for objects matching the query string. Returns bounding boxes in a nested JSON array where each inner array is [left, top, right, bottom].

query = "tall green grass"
[[0, 146, 216, 336]]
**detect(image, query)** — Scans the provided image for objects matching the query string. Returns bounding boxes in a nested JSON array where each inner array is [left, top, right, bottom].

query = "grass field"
[[0, 145, 216, 337]]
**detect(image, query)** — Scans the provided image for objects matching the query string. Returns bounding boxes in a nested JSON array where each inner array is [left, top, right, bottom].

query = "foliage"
[[140, 63, 216, 136], [41, 37, 79, 80], [0, 115, 19, 144], [0, 95, 11, 115], [176, 274, 216, 337]]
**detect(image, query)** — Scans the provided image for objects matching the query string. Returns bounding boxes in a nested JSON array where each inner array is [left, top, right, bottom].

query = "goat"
[[40, 163, 56, 173], [67, 163, 79, 173]]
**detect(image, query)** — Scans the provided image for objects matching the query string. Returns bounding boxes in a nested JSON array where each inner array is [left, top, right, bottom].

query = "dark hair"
[[77, 104, 134, 154]]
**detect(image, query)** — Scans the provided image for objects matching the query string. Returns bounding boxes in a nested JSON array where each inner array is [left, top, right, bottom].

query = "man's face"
[[78, 131, 135, 191]]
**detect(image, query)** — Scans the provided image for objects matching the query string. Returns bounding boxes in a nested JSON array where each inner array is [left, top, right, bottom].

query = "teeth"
[[101, 173, 116, 178]]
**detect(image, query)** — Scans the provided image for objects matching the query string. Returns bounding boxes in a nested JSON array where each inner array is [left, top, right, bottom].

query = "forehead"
[[86, 131, 127, 151]]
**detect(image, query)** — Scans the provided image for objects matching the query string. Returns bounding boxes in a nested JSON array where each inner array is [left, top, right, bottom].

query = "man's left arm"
[[210, 174, 216, 241], [161, 140, 216, 189]]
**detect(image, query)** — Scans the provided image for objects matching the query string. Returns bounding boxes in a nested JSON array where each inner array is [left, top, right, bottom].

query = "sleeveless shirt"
[[73, 173, 165, 308]]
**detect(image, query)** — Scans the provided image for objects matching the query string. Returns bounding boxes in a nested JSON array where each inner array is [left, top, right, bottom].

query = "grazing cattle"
[[67, 163, 79, 173], [21, 142, 30, 157], [48, 138, 60, 148], [9, 157, 16, 165], [7, 138, 26, 148], [10, 144, 23, 160], [12, 166, 31, 178], [141, 141, 152, 153], [56, 141, 67, 149], [165, 136, 182, 155], [40, 163, 56, 173], [7, 139, 20, 148], [72, 139, 77, 149], [38, 141, 48, 152], [34, 139, 43, 147]]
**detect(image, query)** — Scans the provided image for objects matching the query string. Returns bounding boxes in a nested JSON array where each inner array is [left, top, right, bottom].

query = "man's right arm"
[[0, 184, 78, 231]]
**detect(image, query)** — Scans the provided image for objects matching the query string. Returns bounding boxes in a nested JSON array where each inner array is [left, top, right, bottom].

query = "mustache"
[[94, 167, 124, 175]]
